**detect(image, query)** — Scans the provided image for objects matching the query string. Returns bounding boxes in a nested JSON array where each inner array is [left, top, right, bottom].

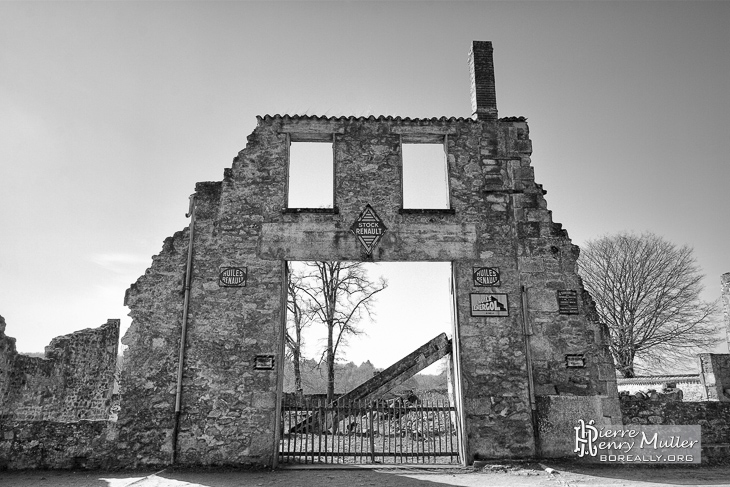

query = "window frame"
[[283, 133, 339, 214], [399, 134, 454, 214]]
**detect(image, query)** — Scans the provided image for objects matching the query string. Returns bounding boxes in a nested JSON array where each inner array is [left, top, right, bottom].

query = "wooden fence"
[[279, 397, 460, 464]]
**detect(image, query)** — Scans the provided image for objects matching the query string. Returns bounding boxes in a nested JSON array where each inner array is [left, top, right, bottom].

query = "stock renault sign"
[[350, 204, 387, 255]]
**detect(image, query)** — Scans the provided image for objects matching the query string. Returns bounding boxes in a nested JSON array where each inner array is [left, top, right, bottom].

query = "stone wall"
[[699, 353, 730, 401], [115, 42, 619, 466], [0, 316, 120, 469], [722, 272, 730, 350], [617, 375, 705, 402], [0, 41, 621, 468], [119, 110, 619, 466], [0, 420, 116, 470], [612, 353, 730, 403], [536, 395, 622, 457], [0, 316, 119, 422], [620, 396, 730, 463]]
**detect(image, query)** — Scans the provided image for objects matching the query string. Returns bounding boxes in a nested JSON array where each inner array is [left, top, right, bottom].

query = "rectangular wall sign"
[[470, 293, 509, 317], [565, 354, 586, 368], [557, 290, 579, 315], [473, 267, 501, 287], [254, 355, 275, 370]]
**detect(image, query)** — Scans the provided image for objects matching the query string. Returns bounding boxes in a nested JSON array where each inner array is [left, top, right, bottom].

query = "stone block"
[[528, 289, 559, 312], [518, 257, 544, 273], [517, 222, 541, 238], [534, 384, 557, 395]]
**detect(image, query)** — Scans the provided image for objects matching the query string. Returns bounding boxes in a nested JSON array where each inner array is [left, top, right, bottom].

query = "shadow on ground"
[[3, 463, 730, 487], [155, 467, 498, 487], [543, 460, 730, 486]]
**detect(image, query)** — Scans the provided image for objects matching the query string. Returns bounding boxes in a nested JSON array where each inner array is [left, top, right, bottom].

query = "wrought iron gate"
[[279, 397, 461, 464]]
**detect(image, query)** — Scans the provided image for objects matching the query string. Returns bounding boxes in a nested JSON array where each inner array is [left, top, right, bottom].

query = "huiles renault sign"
[[350, 204, 387, 255]]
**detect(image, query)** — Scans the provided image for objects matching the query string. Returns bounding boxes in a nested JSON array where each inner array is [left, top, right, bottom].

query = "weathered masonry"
[[720, 272, 730, 346], [0, 317, 120, 469], [1, 41, 623, 468], [119, 41, 620, 466]]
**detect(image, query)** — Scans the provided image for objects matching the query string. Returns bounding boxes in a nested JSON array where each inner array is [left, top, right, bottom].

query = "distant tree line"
[[282, 358, 447, 396]]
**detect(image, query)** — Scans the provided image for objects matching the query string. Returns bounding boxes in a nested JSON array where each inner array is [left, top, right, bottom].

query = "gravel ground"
[[2, 462, 730, 487]]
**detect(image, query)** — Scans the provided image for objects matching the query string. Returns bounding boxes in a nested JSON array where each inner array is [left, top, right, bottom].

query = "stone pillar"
[[699, 353, 730, 401], [468, 41, 498, 121], [722, 273, 730, 349]]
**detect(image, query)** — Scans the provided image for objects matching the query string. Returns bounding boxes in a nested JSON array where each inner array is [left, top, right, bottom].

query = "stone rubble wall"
[[620, 396, 730, 464], [120, 224, 194, 467], [614, 352, 730, 403], [0, 420, 116, 470], [0, 316, 119, 422], [0, 114, 621, 469], [617, 376, 705, 402], [0, 316, 120, 469]]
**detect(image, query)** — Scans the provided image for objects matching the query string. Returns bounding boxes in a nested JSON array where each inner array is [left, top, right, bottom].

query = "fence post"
[[369, 401, 376, 463]]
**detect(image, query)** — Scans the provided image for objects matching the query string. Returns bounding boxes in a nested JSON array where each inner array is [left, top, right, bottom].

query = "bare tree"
[[293, 261, 387, 402], [577, 232, 719, 377], [286, 263, 314, 394]]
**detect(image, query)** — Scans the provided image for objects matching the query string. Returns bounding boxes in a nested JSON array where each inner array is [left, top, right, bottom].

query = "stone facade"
[[0, 41, 622, 468], [118, 41, 619, 466]]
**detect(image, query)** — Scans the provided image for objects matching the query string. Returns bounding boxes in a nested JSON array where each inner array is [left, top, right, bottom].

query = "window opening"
[[287, 140, 334, 209], [401, 140, 450, 210]]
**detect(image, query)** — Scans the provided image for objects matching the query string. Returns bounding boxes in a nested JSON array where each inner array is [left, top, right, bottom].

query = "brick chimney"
[[468, 41, 498, 121]]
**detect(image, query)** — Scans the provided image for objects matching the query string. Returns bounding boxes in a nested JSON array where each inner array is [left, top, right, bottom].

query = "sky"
[[1, 1, 728, 368]]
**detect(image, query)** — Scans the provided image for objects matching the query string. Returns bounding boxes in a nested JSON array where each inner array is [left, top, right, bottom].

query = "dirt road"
[[2, 463, 730, 487]]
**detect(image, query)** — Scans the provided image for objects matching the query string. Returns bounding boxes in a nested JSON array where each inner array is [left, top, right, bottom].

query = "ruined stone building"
[[11, 40, 729, 469]]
